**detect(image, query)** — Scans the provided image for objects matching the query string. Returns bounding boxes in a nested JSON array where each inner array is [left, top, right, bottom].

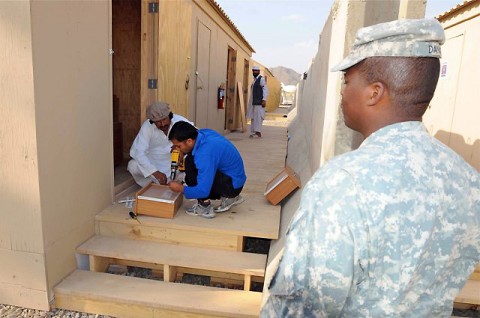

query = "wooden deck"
[[54, 121, 290, 317]]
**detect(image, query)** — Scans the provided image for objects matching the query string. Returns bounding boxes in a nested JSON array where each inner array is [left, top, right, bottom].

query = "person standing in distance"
[[246, 65, 268, 138]]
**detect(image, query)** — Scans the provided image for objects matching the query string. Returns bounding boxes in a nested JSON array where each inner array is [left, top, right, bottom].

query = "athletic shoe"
[[185, 203, 215, 219], [214, 195, 245, 213]]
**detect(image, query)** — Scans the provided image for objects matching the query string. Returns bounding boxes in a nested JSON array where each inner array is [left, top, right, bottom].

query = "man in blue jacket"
[[168, 121, 246, 219]]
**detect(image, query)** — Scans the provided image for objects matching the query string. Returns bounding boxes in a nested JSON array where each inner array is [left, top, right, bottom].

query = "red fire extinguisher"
[[218, 84, 225, 109]]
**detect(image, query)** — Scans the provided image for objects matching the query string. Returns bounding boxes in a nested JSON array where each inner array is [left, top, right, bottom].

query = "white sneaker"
[[186, 203, 198, 213], [214, 195, 245, 213], [185, 203, 215, 219]]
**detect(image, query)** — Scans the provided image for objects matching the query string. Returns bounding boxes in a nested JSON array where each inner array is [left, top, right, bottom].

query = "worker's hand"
[[261, 100, 266, 108], [152, 171, 167, 185], [169, 181, 184, 193]]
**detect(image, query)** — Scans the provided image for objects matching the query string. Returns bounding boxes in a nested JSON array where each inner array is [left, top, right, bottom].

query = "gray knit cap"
[[146, 101, 171, 121], [331, 18, 445, 72]]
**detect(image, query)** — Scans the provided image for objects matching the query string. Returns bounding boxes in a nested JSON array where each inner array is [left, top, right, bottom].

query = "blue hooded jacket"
[[183, 129, 246, 199]]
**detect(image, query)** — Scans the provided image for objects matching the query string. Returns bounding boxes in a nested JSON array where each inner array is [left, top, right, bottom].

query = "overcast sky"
[[215, 0, 463, 73]]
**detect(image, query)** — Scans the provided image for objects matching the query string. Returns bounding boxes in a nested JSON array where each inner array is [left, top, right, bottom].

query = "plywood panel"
[[158, 1, 192, 118], [225, 47, 237, 130], [0, 282, 49, 311], [194, 20, 211, 128], [0, 248, 46, 290], [45, 218, 95, 292], [55, 270, 261, 318], [30, 0, 112, 245], [97, 220, 242, 251], [112, 0, 141, 157], [0, 0, 43, 254]]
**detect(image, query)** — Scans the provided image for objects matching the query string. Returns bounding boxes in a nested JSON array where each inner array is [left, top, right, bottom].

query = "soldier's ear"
[[367, 81, 385, 106]]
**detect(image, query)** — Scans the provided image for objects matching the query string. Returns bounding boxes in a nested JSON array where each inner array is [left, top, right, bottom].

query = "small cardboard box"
[[134, 183, 183, 218], [264, 165, 301, 205]]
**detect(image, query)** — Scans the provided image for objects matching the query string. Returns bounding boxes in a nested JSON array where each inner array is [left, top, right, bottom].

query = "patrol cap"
[[146, 101, 171, 121], [331, 18, 445, 72], [252, 65, 260, 71]]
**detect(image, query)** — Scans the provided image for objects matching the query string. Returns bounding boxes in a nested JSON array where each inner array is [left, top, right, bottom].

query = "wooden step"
[[96, 194, 280, 252], [54, 270, 262, 318], [78, 235, 266, 291], [454, 279, 480, 306]]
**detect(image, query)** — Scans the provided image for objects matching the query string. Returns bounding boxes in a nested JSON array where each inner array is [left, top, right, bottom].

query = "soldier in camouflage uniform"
[[261, 19, 480, 317]]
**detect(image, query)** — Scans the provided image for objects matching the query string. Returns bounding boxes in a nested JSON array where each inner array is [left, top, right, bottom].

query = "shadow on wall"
[[434, 130, 479, 172]]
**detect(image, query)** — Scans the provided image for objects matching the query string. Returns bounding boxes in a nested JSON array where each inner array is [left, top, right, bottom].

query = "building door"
[[195, 21, 211, 128], [225, 47, 237, 130]]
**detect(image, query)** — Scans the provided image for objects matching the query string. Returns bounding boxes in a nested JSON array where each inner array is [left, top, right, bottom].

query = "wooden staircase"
[[454, 265, 480, 309], [54, 125, 289, 317]]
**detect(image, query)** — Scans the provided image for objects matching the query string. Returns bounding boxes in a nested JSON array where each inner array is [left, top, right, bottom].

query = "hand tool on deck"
[[129, 211, 141, 224]]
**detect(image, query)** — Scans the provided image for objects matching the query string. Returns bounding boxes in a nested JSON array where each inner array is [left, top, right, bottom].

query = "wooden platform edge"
[[78, 235, 266, 276], [54, 270, 262, 318], [454, 279, 480, 306]]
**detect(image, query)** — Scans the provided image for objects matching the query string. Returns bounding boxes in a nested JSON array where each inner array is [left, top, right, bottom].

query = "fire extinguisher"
[[218, 85, 225, 109]]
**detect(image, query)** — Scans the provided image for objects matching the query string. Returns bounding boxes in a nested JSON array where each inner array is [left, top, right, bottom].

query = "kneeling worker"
[[168, 121, 246, 219], [128, 101, 192, 187]]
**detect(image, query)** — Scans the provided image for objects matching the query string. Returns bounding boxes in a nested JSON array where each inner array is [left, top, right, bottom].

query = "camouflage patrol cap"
[[331, 18, 445, 72]]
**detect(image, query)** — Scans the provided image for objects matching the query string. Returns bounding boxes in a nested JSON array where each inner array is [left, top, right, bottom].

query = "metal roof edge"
[[436, 0, 478, 20], [206, 0, 256, 53]]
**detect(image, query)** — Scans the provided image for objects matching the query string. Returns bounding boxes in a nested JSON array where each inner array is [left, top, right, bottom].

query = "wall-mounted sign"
[[440, 61, 448, 79]]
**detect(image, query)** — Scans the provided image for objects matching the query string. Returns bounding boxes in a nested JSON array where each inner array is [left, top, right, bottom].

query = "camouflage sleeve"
[[261, 166, 366, 317]]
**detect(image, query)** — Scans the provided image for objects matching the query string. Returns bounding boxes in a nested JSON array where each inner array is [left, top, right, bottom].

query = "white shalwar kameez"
[[127, 114, 192, 187]]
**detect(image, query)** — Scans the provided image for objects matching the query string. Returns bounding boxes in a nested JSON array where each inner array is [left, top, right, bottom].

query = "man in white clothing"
[[127, 101, 192, 187], [246, 65, 268, 138]]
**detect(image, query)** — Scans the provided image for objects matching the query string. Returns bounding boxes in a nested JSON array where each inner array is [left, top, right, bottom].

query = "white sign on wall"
[[440, 61, 448, 79]]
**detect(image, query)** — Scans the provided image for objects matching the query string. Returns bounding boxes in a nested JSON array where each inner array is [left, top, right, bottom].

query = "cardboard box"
[[264, 165, 301, 205], [135, 183, 183, 218]]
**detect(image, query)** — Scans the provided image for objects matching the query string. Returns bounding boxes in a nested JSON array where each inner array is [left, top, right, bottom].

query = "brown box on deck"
[[134, 183, 183, 218], [264, 165, 301, 205]]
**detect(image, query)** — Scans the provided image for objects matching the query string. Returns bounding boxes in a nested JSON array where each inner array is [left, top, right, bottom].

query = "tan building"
[[0, 0, 254, 311], [423, 0, 480, 171]]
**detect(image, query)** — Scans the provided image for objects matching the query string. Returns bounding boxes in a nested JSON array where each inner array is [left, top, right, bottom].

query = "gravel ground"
[[0, 305, 112, 318]]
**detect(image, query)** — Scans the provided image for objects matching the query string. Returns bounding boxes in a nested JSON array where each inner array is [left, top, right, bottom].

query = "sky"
[[214, 0, 463, 73]]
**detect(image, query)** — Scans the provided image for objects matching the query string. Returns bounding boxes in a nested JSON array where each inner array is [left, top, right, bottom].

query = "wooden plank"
[[0, 248, 47, 290], [0, 282, 49, 311], [455, 279, 480, 305], [164, 264, 177, 283], [77, 236, 266, 277], [244, 274, 251, 291], [54, 270, 262, 318], [97, 220, 243, 251], [89, 255, 111, 273], [237, 81, 247, 132]]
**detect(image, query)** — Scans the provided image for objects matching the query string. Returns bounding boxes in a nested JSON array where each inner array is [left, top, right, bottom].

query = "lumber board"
[[237, 81, 247, 132], [96, 218, 242, 251], [54, 270, 261, 318], [78, 236, 266, 277], [455, 279, 480, 305]]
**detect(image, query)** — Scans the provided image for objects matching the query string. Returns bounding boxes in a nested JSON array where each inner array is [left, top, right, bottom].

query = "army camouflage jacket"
[[261, 121, 480, 317]]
